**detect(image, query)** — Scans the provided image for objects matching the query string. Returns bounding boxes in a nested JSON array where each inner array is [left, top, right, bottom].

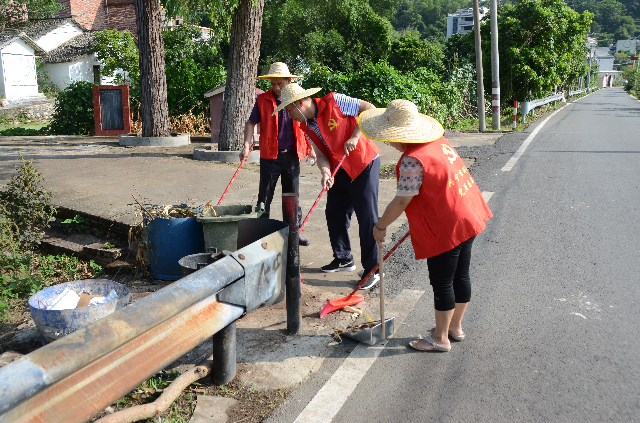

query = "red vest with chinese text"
[[301, 93, 380, 179], [257, 90, 308, 160], [398, 137, 492, 259]]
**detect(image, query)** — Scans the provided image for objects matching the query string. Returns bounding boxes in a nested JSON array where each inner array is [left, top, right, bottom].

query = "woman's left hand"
[[373, 224, 386, 244]]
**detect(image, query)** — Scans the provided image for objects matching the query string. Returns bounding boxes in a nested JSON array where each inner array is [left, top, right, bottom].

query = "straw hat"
[[256, 62, 303, 80], [358, 99, 444, 143], [272, 83, 322, 115]]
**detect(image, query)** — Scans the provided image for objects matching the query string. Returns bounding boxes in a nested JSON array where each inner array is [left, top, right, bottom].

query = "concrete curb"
[[118, 132, 190, 146], [193, 145, 260, 163]]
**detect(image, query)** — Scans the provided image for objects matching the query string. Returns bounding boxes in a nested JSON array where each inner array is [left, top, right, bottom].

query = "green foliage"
[[388, 34, 445, 73], [0, 155, 56, 250], [0, 127, 48, 136], [467, 0, 593, 102], [302, 61, 467, 127], [91, 30, 140, 85], [0, 0, 62, 32], [48, 81, 95, 135], [36, 60, 60, 98], [61, 215, 86, 234], [622, 62, 639, 91], [391, 0, 473, 42], [261, 0, 395, 74], [1, 253, 103, 319], [573, 0, 637, 46], [163, 25, 227, 115]]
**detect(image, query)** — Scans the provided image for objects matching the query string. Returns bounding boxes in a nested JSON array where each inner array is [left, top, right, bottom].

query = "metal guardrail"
[[569, 88, 587, 96], [520, 93, 565, 120], [0, 217, 293, 423]]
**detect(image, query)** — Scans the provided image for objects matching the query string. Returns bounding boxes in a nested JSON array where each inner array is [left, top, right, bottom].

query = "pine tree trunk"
[[218, 0, 264, 151], [134, 0, 170, 137]]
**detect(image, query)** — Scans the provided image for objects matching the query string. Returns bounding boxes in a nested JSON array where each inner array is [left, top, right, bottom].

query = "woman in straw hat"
[[241, 62, 316, 246], [275, 83, 384, 289], [360, 99, 492, 352]]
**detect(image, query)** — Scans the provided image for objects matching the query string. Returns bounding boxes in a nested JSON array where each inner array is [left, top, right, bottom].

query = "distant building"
[[446, 7, 488, 39], [52, 0, 137, 34]]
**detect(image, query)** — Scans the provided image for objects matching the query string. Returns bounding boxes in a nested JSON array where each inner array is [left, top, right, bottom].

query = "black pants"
[[426, 236, 475, 311], [325, 156, 380, 272], [257, 150, 302, 226]]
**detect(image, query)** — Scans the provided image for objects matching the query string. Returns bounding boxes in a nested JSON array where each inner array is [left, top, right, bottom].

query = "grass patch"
[[0, 123, 47, 131], [380, 163, 397, 179]]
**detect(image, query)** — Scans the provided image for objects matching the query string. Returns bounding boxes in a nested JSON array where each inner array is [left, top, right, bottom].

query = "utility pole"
[[473, 0, 486, 132], [490, 0, 500, 130]]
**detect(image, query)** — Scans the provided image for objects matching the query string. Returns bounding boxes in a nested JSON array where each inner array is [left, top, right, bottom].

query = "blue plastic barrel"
[[29, 279, 130, 344], [144, 216, 206, 280]]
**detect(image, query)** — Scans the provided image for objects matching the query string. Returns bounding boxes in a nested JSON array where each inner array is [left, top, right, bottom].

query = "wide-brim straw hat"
[[256, 62, 303, 80], [272, 83, 321, 115], [358, 99, 444, 143]]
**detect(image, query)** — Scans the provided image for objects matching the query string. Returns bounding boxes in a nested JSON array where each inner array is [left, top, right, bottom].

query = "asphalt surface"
[[268, 88, 640, 422]]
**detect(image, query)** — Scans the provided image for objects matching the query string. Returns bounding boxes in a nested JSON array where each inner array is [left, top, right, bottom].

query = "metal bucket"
[[178, 249, 219, 277], [144, 216, 206, 280], [196, 203, 264, 253], [28, 279, 130, 344]]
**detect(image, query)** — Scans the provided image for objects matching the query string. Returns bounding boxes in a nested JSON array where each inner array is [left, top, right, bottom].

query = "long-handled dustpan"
[[341, 245, 394, 344], [319, 231, 410, 318]]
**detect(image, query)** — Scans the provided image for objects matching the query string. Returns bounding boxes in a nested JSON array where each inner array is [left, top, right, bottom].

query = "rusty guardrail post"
[[211, 320, 236, 385], [282, 193, 301, 334]]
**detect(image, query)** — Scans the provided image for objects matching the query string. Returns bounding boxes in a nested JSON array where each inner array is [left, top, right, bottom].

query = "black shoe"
[[321, 258, 356, 273], [359, 270, 381, 290], [299, 234, 310, 246]]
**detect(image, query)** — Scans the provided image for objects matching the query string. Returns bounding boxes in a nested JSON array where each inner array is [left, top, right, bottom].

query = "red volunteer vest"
[[257, 90, 308, 160], [301, 93, 380, 179], [399, 137, 492, 259]]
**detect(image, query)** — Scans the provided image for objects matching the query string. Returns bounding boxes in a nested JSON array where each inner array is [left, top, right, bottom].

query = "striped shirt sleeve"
[[333, 93, 360, 117]]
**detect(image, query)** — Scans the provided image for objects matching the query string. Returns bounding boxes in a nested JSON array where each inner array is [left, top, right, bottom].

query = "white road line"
[[294, 289, 425, 423], [482, 191, 494, 202], [502, 107, 564, 172]]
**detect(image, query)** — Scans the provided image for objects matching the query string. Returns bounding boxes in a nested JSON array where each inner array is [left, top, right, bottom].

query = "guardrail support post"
[[211, 320, 236, 385], [282, 193, 301, 334]]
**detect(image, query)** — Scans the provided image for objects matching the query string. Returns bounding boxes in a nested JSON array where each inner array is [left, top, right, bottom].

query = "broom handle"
[[216, 138, 255, 206], [299, 153, 347, 233], [379, 245, 385, 341], [346, 231, 410, 298]]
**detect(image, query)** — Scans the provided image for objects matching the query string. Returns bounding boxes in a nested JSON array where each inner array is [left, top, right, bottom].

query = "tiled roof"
[[0, 32, 46, 54], [39, 31, 95, 63], [4, 18, 85, 39]]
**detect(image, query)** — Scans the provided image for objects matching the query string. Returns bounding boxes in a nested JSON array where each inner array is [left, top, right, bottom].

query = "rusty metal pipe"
[[0, 296, 244, 423], [0, 256, 244, 415]]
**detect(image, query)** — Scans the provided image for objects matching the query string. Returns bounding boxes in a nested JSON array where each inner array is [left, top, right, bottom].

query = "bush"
[[302, 61, 465, 127], [48, 81, 95, 135], [0, 127, 49, 136], [0, 155, 56, 250]]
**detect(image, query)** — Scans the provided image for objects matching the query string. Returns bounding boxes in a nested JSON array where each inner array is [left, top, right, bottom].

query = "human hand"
[[321, 170, 334, 190], [373, 224, 386, 244], [239, 144, 251, 161], [344, 136, 359, 156], [307, 145, 317, 165]]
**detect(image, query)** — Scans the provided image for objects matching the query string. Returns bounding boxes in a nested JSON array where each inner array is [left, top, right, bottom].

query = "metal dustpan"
[[341, 317, 395, 345]]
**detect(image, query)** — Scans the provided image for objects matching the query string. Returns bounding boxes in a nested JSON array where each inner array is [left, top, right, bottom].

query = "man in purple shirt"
[[240, 63, 315, 245]]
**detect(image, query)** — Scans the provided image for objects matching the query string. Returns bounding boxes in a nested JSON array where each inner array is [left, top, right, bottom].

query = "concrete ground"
[[0, 131, 502, 417]]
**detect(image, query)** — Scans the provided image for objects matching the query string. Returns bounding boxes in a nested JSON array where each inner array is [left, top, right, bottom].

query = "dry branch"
[[95, 356, 214, 423]]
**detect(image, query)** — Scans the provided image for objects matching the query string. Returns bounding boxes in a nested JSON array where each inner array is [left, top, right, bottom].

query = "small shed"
[[0, 33, 46, 104], [204, 84, 264, 144]]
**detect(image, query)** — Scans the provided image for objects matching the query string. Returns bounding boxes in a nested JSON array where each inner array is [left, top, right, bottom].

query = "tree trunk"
[[134, 0, 170, 137], [218, 0, 264, 151]]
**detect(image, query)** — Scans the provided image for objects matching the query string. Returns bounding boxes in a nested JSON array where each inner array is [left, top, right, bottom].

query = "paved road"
[[268, 88, 640, 422]]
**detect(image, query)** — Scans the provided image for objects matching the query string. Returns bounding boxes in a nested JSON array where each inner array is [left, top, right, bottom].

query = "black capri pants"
[[426, 236, 475, 311]]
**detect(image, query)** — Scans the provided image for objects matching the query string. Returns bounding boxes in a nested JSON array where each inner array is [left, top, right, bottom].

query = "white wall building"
[[446, 7, 488, 39], [0, 33, 46, 104]]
